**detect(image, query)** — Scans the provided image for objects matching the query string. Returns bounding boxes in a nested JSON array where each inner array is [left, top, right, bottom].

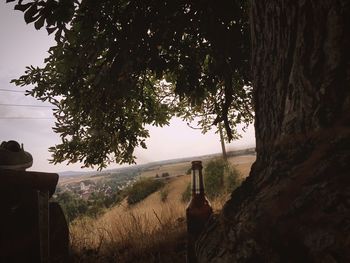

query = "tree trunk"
[[197, 0, 350, 262], [218, 123, 228, 162]]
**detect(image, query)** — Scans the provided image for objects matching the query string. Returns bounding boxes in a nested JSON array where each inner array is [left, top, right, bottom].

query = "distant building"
[[80, 182, 91, 191]]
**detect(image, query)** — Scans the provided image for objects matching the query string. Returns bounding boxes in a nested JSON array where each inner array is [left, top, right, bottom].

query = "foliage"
[[204, 158, 241, 199], [181, 158, 241, 202], [176, 77, 253, 141], [8, 0, 252, 169], [53, 187, 122, 222], [161, 172, 170, 177], [225, 166, 240, 193], [53, 191, 88, 222], [127, 177, 165, 205], [204, 159, 226, 198]]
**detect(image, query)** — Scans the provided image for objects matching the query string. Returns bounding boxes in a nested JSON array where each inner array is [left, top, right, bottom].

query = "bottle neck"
[[191, 168, 204, 195]]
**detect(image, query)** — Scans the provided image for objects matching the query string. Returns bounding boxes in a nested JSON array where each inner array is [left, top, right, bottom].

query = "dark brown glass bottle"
[[186, 160, 213, 263]]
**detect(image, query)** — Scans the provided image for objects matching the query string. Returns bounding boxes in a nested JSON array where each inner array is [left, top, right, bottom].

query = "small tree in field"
[[204, 158, 240, 199], [182, 158, 241, 202]]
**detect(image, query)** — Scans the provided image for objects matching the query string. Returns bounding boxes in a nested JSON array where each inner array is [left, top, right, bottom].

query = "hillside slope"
[[70, 155, 255, 262]]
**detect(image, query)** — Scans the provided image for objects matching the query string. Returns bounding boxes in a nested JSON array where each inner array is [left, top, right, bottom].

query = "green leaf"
[[9, 0, 252, 169], [14, 3, 31, 12], [24, 4, 38, 24], [46, 27, 57, 35], [34, 16, 45, 30]]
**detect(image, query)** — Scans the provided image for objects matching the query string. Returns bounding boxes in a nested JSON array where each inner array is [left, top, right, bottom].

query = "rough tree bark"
[[197, 0, 350, 262]]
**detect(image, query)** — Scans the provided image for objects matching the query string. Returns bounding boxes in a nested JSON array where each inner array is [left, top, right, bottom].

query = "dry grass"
[[70, 175, 189, 263], [70, 200, 187, 262], [69, 155, 255, 262]]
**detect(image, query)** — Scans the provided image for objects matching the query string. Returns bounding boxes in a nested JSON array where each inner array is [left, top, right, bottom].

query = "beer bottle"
[[186, 160, 213, 263]]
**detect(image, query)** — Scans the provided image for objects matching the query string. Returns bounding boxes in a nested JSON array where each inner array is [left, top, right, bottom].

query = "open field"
[[140, 154, 255, 179], [140, 162, 190, 178], [58, 174, 110, 186], [58, 148, 255, 185]]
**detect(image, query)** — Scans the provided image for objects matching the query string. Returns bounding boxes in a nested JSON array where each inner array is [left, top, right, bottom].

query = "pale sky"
[[0, 3, 255, 173]]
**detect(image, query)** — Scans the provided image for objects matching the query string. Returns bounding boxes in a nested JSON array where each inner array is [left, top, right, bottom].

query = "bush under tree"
[[181, 158, 241, 202], [204, 159, 226, 198], [127, 178, 165, 205]]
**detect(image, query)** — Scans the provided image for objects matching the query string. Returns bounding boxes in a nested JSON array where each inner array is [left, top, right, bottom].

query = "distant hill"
[[70, 153, 256, 262], [58, 147, 256, 178], [59, 171, 87, 177]]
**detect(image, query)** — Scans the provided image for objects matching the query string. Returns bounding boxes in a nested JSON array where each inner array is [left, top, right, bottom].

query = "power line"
[[0, 103, 55, 108], [0, 117, 54, 120], [0, 89, 26, 93]]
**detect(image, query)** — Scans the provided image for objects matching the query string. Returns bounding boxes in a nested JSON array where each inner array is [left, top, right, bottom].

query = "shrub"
[[204, 158, 241, 199], [127, 178, 165, 205], [225, 166, 240, 193], [161, 172, 170, 177], [204, 159, 226, 199], [53, 191, 89, 222], [181, 183, 191, 203], [182, 159, 241, 203]]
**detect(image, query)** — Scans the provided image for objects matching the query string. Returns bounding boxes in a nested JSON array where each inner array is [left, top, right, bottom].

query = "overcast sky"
[[0, 3, 255, 173]]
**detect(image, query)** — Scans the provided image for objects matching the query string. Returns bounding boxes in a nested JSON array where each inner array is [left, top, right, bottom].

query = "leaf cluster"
[[204, 158, 240, 199], [9, 0, 252, 168]]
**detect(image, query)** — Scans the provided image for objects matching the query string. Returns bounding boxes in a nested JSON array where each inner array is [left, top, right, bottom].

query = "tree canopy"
[[8, 0, 253, 169]]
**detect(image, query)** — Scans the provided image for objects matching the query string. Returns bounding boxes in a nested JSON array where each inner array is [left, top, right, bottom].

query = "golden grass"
[[70, 200, 187, 262], [69, 155, 255, 262], [70, 173, 190, 262]]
